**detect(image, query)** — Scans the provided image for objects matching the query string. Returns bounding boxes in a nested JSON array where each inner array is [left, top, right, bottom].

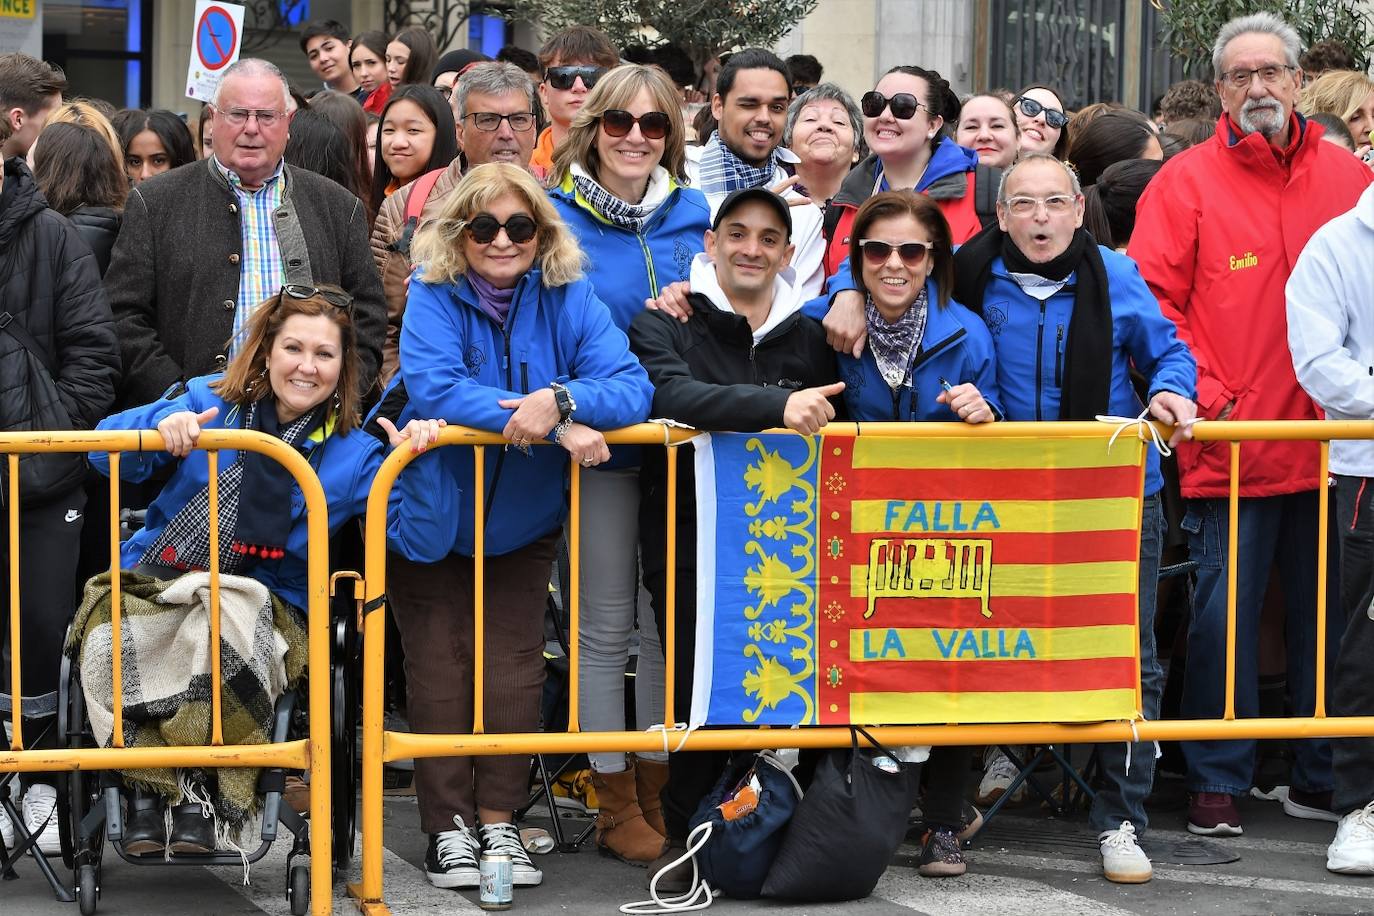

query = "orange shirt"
[[531, 126, 557, 173]]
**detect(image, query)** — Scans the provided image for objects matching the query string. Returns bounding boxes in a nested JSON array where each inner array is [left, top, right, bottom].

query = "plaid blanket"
[[65, 571, 307, 834]]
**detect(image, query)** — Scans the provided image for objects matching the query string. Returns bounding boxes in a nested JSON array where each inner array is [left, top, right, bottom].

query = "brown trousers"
[[387, 532, 557, 834]]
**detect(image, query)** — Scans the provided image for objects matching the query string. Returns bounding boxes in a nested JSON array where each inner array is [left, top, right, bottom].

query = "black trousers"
[[642, 561, 731, 841], [1, 486, 86, 767], [1332, 476, 1374, 815]]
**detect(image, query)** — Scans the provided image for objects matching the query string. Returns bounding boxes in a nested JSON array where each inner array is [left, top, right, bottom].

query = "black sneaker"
[[917, 828, 967, 877], [426, 816, 481, 889]]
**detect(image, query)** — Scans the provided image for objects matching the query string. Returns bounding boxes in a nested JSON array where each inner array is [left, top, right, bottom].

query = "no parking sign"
[[185, 1, 245, 102]]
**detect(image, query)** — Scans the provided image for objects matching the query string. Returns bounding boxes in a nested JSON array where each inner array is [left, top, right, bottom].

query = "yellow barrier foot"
[[347, 881, 393, 915]]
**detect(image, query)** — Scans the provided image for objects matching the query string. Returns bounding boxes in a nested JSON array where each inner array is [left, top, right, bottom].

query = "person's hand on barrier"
[[558, 422, 611, 467], [377, 416, 447, 452], [1150, 391, 1198, 447], [938, 383, 995, 424], [824, 290, 867, 357], [498, 388, 560, 445], [768, 174, 814, 206], [784, 382, 845, 435], [157, 407, 218, 457], [646, 280, 694, 322]]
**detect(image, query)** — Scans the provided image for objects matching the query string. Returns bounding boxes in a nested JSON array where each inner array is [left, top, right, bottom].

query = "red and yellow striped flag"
[[691, 429, 1147, 726]]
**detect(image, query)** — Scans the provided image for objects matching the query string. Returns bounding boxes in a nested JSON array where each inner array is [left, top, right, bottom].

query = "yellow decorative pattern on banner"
[[850, 688, 1138, 722], [852, 437, 1144, 470], [850, 560, 1136, 599]]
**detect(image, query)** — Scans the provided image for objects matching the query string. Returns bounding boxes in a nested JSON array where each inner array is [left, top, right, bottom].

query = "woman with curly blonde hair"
[[1299, 69, 1374, 151], [393, 161, 655, 890]]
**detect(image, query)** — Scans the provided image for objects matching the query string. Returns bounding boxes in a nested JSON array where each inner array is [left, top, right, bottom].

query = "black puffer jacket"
[[0, 158, 120, 437], [67, 206, 122, 277]]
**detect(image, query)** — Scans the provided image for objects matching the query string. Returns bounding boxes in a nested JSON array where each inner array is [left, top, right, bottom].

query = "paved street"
[[4, 771, 1374, 915]]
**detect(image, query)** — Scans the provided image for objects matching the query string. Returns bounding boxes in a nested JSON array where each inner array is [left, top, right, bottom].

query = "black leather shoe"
[[123, 792, 166, 856], [169, 803, 214, 854]]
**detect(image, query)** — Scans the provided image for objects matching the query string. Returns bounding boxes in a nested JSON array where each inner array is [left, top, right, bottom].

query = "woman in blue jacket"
[[544, 63, 710, 865], [397, 162, 654, 891], [807, 190, 998, 880], [93, 285, 444, 854]]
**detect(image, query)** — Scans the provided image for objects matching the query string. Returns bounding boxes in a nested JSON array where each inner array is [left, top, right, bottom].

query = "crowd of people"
[[1, 6, 1373, 903]]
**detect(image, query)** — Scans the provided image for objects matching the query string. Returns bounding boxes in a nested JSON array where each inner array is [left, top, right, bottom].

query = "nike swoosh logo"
[[64, 510, 82, 523]]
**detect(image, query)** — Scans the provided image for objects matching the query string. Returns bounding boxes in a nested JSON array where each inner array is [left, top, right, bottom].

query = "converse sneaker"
[[480, 821, 543, 887], [1099, 820, 1152, 883], [1327, 802, 1374, 875], [21, 784, 61, 855], [1187, 791, 1242, 836], [425, 816, 481, 889], [0, 801, 13, 851], [976, 747, 1025, 806]]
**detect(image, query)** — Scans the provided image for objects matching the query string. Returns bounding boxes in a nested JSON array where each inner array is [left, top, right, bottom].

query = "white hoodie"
[[688, 251, 806, 344], [1287, 181, 1374, 475]]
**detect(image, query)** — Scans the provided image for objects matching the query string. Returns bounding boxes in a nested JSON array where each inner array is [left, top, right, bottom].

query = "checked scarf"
[[866, 286, 929, 390], [140, 400, 323, 573], [695, 130, 782, 196], [571, 162, 672, 234]]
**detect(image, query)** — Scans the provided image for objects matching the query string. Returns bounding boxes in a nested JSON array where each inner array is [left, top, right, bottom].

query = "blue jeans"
[[1089, 495, 1165, 835], [1178, 492, 1336, 797]]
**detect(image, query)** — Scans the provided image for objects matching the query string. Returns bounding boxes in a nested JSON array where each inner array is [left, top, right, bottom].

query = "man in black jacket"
[[104, 57, 385, 407], [0, 154, 119, 854], [629, 188, 843, 890]]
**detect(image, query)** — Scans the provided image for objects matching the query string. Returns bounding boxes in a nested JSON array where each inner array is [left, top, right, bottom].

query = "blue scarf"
[[695, 131, 781, 196]]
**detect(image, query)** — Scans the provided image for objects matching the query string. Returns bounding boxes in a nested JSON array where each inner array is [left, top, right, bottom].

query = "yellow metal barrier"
[[348, 419, 1374, 915], [0, 429, 333, 916]]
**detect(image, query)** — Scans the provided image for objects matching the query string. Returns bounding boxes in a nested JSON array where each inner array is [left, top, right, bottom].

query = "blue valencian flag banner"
[[691, 429, 1148, 727]]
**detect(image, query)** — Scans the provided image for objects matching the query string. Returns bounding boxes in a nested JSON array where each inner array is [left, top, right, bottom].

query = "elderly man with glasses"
[[369, 61, 542, 385], [1130, 12, 1374, 839], [105, 57, 386, 407]]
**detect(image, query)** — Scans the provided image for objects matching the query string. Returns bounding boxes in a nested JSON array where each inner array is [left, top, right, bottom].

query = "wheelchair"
[[23, 510, 364, 916]]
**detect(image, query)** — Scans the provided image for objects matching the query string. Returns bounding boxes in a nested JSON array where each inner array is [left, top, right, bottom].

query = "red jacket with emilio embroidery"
[[1128, 114, 1373, 498]]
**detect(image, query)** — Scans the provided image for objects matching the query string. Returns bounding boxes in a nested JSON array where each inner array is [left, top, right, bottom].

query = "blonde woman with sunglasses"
[[544, 63, 711, 866]]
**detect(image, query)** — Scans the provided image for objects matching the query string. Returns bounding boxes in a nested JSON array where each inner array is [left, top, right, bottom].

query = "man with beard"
[[1130, 12, 1372, 838]]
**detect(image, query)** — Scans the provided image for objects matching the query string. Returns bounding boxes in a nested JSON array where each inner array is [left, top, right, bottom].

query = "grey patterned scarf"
[[865, 287, 929, 390]]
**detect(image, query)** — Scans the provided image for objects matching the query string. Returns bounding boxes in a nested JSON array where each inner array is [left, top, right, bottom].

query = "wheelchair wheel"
[[330, 612, 358, 871], [58, 651, 104, 875], [77, 861, 99, 916], [287, 860, 310, 915]]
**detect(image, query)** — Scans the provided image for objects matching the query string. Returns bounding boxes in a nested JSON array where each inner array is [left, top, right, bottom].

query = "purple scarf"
[[466, 270, 517, 326]]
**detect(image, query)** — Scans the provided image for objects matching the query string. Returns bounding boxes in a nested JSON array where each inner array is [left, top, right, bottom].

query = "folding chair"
[[0, 690, 75, 903]]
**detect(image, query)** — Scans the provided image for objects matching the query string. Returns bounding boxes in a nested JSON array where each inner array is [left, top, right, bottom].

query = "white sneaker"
[[1327, 802, 1374, 875], [1099, 820, 1152, 883], [21, 784, 61, 856], [0, 801, 13, 850], [480, 821, 542, 887], [977, 746, 1026, 806], [425, 816, 482, 889]]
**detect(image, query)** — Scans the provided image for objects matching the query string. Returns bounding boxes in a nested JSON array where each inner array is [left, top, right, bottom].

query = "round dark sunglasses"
[[1014, 95, 1068, 130], [545, 65, 606, 91], [859, 239, 933, 267], [600, 109, 671, 140], [861, 90, 923, 120], [465, 213, 538, 245]]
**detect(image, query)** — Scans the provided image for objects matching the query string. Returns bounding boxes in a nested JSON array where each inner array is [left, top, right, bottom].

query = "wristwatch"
[[550, 382, 576, 421]]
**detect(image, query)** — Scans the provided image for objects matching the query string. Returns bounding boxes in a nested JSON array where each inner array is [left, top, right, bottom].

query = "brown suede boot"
[[634, 757, 669, 837], [592, 763, 667, 865]]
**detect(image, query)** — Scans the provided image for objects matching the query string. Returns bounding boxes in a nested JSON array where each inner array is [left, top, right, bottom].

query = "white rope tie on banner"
[[1096, 408, 1175, 457], [646, 721, 698, 755]]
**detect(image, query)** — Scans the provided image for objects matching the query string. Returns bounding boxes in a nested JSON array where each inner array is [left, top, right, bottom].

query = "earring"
[[331, 390, 342, 413]]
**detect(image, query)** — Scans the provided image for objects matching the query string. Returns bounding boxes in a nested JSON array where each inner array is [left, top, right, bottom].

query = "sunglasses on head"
[[281, 283, 354, 312], [600, 109, 671, 140], [861, 90, 923, 120], [465, 213, 538, 245], [859, 239, 933, 267], [545, 65, 606, 91], [1014, 95, 1068, 130]]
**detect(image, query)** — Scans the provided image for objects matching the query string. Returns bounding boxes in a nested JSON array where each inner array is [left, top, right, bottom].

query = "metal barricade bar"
[[0, 429, 333, 916], [349, 419, 1374, 915]]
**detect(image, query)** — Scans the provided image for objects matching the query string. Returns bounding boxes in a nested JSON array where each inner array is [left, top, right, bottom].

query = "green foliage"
[[1152, 0, 1374, 74], [502, 0, 819, 72]]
